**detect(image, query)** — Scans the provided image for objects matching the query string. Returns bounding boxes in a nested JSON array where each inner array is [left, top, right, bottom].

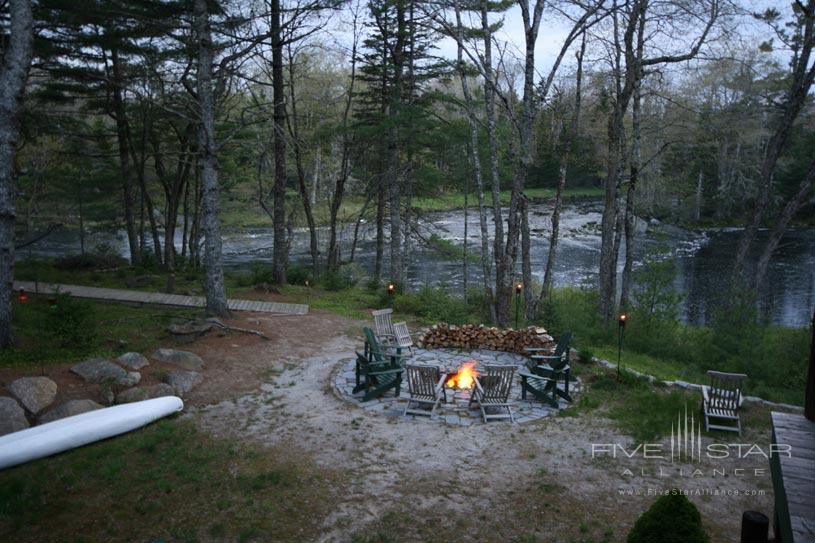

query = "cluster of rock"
[[416, 324, 554, 355], [0, 348, 205, 437]]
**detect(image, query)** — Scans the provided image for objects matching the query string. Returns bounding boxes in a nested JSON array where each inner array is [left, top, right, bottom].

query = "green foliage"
[[393, 286, 476, 325], [540, 284, 808, 405], [43, 292, 97, 349], [626, 242, 684, 359], [627, 492, 709, 543], [53, 252, 127, 271], [286, 263, 314, 286], [319, 264, 361, 291]]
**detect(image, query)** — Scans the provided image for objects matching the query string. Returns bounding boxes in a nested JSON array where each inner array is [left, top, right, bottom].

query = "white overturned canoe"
[[0, 396, 184, 470]]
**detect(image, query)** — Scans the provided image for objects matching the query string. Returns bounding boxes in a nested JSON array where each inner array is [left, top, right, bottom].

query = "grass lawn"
[[588, 346, 710, 385], [0, 418, 337, 543], [2, 295, 197, 368]]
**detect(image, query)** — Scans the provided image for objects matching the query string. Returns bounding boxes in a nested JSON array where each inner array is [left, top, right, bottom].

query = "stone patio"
[[333, 347, 580, 426]]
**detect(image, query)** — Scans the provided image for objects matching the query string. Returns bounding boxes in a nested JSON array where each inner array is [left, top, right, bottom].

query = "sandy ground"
[[184, 310, 775, 543]]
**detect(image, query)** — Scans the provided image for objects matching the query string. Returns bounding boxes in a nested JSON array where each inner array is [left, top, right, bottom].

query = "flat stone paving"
[[334, 347, 580, 426]]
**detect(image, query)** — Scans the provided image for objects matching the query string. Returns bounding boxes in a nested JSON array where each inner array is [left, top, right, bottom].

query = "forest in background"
[[1, 0, 814, 348]]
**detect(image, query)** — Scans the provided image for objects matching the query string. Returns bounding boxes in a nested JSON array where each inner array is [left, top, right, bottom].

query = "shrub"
[[627, 491, 709, 543], [44, 292, 97, 348], [248, 262, 276, 285], [394, 286, 472, 324], [320, 267, 358, 291], [54, 252, 127, 271], [286, 263, 313, 286]]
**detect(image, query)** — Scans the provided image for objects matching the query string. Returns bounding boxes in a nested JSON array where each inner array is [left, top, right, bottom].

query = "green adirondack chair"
[[519, 331, 573, 408], [353, 327, 404, 402]]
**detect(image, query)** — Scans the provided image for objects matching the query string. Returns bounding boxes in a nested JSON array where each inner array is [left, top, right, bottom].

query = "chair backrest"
[[363, 327, 385, 362], [406, 365, 441, 399], [706, 370, 747, 411], [478, 365, 516, 402], [372, 308, 395, 337], [550, 331, 573, 369]]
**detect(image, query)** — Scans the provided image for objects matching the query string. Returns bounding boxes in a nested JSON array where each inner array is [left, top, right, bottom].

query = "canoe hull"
[[0, 396, 184, 470]]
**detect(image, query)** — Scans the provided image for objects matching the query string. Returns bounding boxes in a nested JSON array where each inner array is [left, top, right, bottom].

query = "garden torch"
[[515, 283, 523, 330], [617, 313, 627, 378]]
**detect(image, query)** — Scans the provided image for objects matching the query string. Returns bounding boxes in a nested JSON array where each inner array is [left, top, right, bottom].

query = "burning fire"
[[446, 361, 479, 389]]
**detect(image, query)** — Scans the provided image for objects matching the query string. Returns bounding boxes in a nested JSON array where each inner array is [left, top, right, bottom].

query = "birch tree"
[[0, 0, 34, 347]]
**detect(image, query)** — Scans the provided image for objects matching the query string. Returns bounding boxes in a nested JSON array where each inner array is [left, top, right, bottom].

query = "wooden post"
[[805, 307, 815, 422], [740, 511, 769, 543]]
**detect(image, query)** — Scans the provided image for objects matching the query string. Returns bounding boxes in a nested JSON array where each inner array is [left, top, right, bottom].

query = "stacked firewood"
[[416, 324, 554, 355]]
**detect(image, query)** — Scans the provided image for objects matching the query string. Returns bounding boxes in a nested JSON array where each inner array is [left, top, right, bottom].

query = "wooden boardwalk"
[[771, 411, 815, 542], [13, 281, 309, 316]]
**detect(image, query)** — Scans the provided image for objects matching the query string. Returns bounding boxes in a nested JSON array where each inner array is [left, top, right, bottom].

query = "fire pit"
[[442, 360, 480, 406], [335, 346, 580, 426]]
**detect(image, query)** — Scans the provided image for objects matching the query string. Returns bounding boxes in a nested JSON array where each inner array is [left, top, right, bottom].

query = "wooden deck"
[[771, 411, 815, 543], [13, 281, 309, 316]]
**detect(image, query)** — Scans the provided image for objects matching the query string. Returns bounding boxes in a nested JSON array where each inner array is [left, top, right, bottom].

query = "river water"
[[19, 200, 815, 327]]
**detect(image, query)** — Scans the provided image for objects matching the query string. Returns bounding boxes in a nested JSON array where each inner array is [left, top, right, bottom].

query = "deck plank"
[[14, 281, 308, 316], [771, 411, 815, 542]]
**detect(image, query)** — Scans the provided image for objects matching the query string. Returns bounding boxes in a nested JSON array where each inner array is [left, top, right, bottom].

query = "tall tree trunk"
[[734, 0, 815, 277], [541, 34, 585, 302], [194, 0, 229, 317], [271, 0, 287, 284], [387, 0, 407, 285], [619, 77, 642, 310], [0, 0, 34, 348], [110, 47, 141, 266], [599, 1, 643, 322], [521, 196, 533, 322], [754, 158, 815, 287], [286, 48, 319, 275], [128, 110, 162, 264], [482, 1, 503, 323], [497, 0, 544, 326], [328, 9, 360, 271], [456, 29, 495, 319], [374, 172, 385, 284], [620, 18, 645, 311]]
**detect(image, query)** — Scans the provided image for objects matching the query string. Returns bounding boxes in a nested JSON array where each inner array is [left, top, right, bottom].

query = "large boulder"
[[166, 371, 203, 395], [152, 349, 204, 371], [71, 358, 128, 384], [0, 397, 29, 436], [8, 376, 58, 414], [115, 383, 175, 404], [115, 352, 149, 370], [38, 399, 103, 424]]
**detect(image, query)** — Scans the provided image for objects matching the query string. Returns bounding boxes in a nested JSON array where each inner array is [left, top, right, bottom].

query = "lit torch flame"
[[446, 361, 479, 389]]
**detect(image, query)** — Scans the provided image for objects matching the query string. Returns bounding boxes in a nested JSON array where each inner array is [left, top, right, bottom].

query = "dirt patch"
[[0, 309, 360, 413]]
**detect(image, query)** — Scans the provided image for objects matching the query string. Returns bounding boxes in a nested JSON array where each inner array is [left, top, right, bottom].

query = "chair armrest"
[[531, 354, 561, 363], [366, 367, 404, 376], [524, 347, 552, 353], [435, 374, 447, 393]]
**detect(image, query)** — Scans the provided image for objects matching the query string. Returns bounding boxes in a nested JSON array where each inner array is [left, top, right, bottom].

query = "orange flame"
[[446, 361, 479, 389]]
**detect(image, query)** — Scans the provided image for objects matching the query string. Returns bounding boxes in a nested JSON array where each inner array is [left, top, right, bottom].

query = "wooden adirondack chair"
[[353, 327, 404, 402], [469, 365, 516, 423], [519, 331, 573, 408], [403, 365, 447, 417], [701, 370, 747, 435], [524, 331, 572, 374], [372, 308, 414, 355]]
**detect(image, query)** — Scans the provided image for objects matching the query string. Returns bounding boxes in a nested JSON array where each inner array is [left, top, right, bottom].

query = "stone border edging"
[[586, 350, 803, 412]]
